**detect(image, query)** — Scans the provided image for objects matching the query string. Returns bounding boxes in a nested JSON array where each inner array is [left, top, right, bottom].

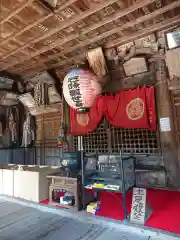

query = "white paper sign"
[[160, 117, 171, 132], [130, 188, 147, 224]]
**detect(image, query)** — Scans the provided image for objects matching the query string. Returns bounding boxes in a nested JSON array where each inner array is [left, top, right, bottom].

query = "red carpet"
[[96, 190, 132, 221], [40, 188, 180, 234], [96, 189, 180, 234]]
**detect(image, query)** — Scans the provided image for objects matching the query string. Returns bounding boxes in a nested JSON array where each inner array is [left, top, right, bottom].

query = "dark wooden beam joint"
[[156, 51, 180, 188]]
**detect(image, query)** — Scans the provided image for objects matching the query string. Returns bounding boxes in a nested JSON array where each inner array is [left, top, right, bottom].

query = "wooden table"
[[46, 172, 80, 209]]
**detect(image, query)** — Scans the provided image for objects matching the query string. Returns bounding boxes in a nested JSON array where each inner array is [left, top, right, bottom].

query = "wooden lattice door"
[[72, 118, 159, 154]]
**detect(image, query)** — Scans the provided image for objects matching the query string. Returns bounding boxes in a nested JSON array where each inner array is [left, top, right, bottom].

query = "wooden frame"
[[165, 27, 180, 50], [47, 174, 79, 209], [123, 57, 148, 77]]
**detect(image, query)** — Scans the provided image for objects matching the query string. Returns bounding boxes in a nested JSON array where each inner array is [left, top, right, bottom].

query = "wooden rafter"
[[0, 0, 118, 60], [13, 13, 180, 78], [0, 0, 77, 46], [1, 0, 157, 70], [14, 14, 180, 77], [19, 52, 85, 77], [1, 0, 180, 77], [54, 0, 79, 12], [104, 16, 180, 48], [0, 14, 53, 46], [6, 0, 180, 72], [2, 0, 155, 65], [0, 0, 35, 24]]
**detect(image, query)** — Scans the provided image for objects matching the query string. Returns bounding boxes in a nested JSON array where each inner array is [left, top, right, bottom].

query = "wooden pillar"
[[156, 53, 180, 187]]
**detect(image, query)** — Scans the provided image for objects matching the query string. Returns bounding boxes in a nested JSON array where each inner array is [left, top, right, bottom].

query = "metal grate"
[[72, 119, 159, 154]]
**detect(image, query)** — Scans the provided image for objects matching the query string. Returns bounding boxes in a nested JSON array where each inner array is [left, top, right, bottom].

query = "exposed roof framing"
[[16, 14, 180, 78], [0, 1, 76, 47], [2, 0, 156, 68], [0, 0, 35, 24], [10, 0, 180, 73], [1, 0, 118, 60], [0, 0, 180, 78]]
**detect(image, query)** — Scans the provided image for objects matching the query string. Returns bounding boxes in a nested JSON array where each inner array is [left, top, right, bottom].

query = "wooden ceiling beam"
[[18, 65, 46, 78], [104, 15, 180, 48], [7, 0, 155, 68], [80, 0, 155, 36], [35, 0, 54, 12], [14, 13, 180, 77], [0, 14, 53, 46], [7, 0, 180, 73], [50, 13, 180, 65], [0, 0, 118, 60], [0, 0, 77, 46], [0, 0, 35, 24], [10, 59, 46, 74], [18, 52, 85, 77], [55, 0, 79, 12], [47, 53, 85, 70], [13, 51, 85, 75]]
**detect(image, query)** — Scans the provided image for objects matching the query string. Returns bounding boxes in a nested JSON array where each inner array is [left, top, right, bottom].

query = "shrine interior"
[[0, 0, 180, 237]]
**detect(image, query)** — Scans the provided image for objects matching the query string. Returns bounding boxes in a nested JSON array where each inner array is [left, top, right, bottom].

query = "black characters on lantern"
[[68, 76, 83, 108]]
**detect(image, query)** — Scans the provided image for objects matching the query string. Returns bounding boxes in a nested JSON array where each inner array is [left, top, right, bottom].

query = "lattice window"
[[110, 125, 158, 154], [82, 121, 108, 153], [72, 121, 108, 153], [72, 119, 159, 154]]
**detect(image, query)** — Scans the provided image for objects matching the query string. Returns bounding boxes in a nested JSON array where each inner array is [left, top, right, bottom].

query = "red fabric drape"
[[105, 86, 149, 129], [70, 86, 157, 135], [104, 93, 120, 124], [70, 95, 104, 135], [145, 86, 157, 131]]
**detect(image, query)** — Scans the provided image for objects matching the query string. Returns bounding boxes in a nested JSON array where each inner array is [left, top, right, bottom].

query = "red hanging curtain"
[[69, 86, 157, 135], [70, 95, 105, 135], [105, 86, 149, 129], [145, 86, 157, 131], [104, 93, 120, 124]]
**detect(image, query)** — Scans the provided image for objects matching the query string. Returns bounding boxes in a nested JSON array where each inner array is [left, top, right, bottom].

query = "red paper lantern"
[[63, 68, 102, 113]]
